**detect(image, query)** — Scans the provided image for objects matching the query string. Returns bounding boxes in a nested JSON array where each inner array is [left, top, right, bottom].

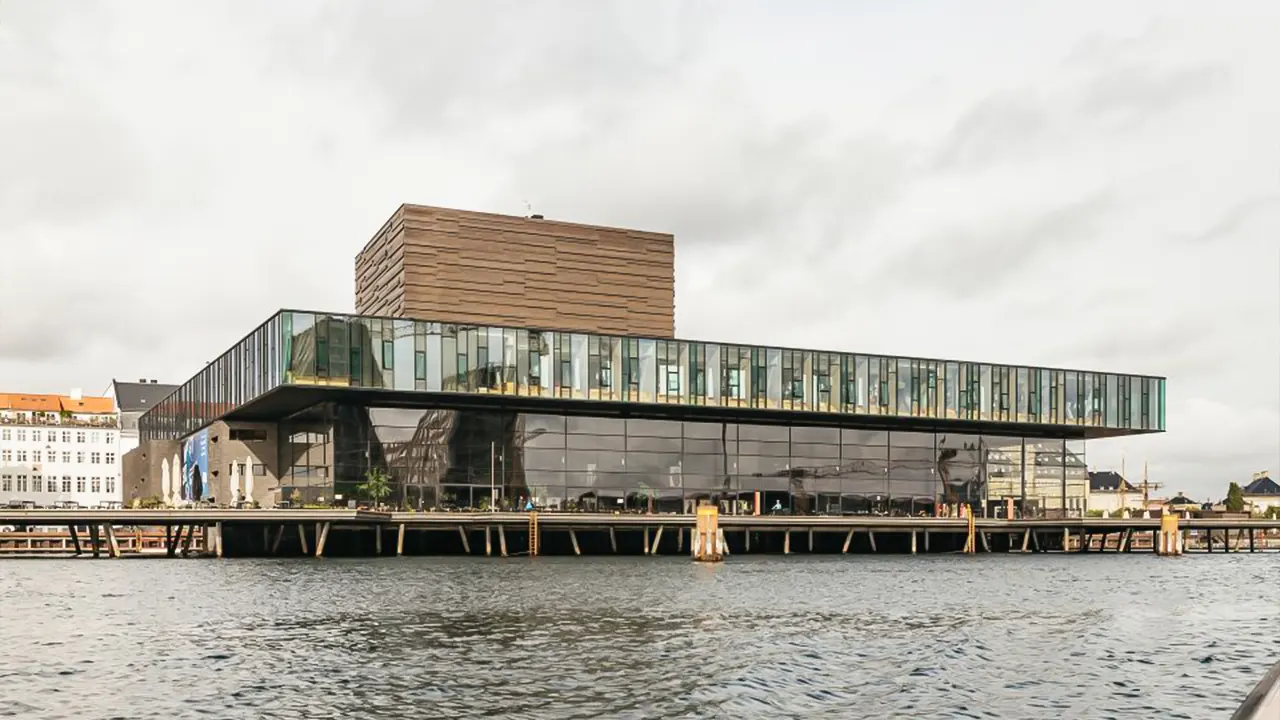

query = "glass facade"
[[140, 310, 1168, 441], [274, 403, 1087, 517]]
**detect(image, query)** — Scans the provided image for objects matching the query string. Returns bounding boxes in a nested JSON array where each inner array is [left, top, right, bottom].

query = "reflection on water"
[[0, 555, 1276, 719]]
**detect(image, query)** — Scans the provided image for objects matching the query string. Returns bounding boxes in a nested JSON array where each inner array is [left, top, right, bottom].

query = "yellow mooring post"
[[1158, 512, 1183, 556], [692, 504, 723, 563], [965, 504, 977, 554]]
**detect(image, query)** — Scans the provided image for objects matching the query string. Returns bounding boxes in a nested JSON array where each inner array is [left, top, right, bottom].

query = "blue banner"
[[181, 429, 210, 502]]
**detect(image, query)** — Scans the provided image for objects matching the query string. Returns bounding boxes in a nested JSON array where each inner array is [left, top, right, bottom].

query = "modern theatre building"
[[126, 205, 1165, 517]]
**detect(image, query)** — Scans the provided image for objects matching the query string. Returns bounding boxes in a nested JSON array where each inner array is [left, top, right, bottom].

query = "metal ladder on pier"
[[528, 511, 539, 557]]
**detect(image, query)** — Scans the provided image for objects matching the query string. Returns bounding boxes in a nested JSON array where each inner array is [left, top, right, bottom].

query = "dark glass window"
[[382, 340, 394, 370], [599, 358, 612, 388], [415, 351, 426, 381]]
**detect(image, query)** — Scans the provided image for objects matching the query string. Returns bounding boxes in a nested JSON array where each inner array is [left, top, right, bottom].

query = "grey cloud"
[[1052, 311, 1228, 377], [931, 90, 1053, 170], [1178, 196, 1280, 245], [0, 4, 146, 225], [1064, 18, 1175, 68], [0, 283, 143, 363], [256, 1, 707, 137], [502, 99, 915, 250], [1063, 20, 1233, 126], [872, 192, 1115, 302], [931, 47, 1230, 171], [1077, 62, 1231, 125]]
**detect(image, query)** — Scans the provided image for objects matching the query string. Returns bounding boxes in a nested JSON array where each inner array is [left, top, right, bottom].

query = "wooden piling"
[[457, 526, 471, 555], [214, 522, 224, 558], [643, 527, 650, 555], [498, 524, 508, 557], [89, 524, 101, 558], [104, 524, 121, 558], [651, 526, 664, 555], [784, 529, 791, 555], [868, 530, 878, 553], [842, 528, 854, 553], [485, 526, 492, 556], [569, 528, 580, 555], [1021, 529, 1031, 553], [608, 527, 617, 554], [297, 524, 309, 555], [808, 528, 814, 553], [181, 524, 196, 556], [315, 522, 330, 558], [271, 525, 285, 555], [374, 525, 383, 556], [70, 525, 82, 556], [397, 523, 405, 556], [911, 529, 917, 554]]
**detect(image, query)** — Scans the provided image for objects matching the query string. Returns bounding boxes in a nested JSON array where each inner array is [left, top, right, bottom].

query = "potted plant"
[[357, 467, 393, 510]]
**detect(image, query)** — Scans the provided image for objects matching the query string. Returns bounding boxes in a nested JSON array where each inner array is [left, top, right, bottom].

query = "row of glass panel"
[[140, 310, 1166, 441], [279, 313, 1165, 430], [141, 314, 285, 441]]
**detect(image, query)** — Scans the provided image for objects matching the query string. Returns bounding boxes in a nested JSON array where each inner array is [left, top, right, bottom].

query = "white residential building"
[[0, 389, 121, 508], [1242, 471, 1280, 515]]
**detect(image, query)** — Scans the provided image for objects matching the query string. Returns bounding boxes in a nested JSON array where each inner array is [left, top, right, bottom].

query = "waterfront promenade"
[[2, 508, 1279, 558]]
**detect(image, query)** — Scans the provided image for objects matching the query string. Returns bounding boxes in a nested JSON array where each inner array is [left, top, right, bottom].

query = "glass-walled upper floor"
[[140, 310, 1166, 440], [278, 403, 1089, 517]]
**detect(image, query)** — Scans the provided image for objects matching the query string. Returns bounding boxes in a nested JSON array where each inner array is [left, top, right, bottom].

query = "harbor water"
[[0, 554, 1276, 719]]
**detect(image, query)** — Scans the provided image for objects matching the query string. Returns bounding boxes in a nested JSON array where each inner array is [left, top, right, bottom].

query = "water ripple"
[[0, 554, 1275, 719]]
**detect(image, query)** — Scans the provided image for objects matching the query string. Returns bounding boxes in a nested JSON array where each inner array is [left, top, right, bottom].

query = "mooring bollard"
[[692, 504, 723, 563], [1158, 512, 1183, 556]]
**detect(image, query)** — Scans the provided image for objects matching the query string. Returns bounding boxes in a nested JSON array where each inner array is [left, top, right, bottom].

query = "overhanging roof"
[[222, 384, 1147, 440]]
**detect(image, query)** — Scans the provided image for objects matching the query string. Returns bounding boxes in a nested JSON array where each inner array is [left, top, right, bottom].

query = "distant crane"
[[1117, 459, 1163, 512], [1126, 456, 1167, 507]]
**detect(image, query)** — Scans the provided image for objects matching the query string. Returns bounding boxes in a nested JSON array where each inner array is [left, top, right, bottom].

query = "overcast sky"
[[1, 1, 1277, 499]]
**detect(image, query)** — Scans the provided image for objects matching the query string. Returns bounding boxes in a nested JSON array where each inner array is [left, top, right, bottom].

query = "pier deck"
[[1, 509, 1278, 558]]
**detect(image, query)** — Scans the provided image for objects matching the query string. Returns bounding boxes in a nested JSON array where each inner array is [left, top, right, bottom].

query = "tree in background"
[[1225, 482, 1246, 513]]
